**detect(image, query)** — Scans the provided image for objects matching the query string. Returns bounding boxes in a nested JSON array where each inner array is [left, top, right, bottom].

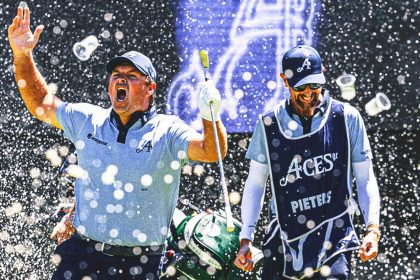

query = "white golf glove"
[[197, 81, 221, 121]]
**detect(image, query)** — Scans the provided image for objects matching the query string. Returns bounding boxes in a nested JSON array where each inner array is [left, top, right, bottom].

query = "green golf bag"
[[161, 208, 263, 280]]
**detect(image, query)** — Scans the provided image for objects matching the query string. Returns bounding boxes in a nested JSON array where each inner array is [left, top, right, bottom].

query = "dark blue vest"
[[262, 99, 360, 279]]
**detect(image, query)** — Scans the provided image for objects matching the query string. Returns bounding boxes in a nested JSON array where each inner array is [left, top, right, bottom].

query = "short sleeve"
[[167, 117, 197, 166], [56, 102, 100, 142], [246, 119, 268, 164], [345, 104, 373, 163]]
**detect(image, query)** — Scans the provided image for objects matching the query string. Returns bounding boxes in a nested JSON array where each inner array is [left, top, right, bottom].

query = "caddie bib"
[[261, 99, 360, 279]]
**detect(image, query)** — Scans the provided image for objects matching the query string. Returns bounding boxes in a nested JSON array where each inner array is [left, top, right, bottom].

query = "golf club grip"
[[199, 50, 209, 81], [209, 103, 234, 232]]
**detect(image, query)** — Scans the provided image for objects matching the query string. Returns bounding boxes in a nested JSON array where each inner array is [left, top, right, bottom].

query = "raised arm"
[[188, 81, 227, 162], [8, 5, 63, 129]]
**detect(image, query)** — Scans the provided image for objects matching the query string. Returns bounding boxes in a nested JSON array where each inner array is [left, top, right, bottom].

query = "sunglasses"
[[292, 83, 322, 92]]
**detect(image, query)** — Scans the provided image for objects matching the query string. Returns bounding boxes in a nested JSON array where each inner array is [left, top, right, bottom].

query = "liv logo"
[[166, 0, 319, 133]]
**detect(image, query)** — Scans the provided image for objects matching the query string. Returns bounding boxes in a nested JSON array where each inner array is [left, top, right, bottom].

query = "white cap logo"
[[297, 58, 311, 73]]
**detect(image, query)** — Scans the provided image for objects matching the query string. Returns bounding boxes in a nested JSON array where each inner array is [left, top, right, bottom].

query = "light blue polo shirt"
[[56, 102, 195, 246]]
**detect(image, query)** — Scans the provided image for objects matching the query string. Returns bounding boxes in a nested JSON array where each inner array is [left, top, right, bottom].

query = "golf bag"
[[161, 208, 263, 280]]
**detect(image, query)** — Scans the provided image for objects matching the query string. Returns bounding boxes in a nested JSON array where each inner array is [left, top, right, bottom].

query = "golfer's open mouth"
[[116, 87, 127, 102]]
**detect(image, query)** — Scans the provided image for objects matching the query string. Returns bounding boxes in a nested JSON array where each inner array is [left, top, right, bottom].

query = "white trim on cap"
[[294, 72, 326, 87]]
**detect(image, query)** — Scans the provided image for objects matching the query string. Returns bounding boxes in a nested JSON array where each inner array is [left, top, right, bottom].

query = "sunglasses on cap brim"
[[292, 83, 322, 92]]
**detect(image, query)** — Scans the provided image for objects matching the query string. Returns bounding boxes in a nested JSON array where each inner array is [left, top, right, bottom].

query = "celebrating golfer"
[[8, 5, 227, 280]]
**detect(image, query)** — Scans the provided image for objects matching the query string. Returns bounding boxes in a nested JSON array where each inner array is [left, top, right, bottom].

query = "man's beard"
[[290, 93, 320, 118]]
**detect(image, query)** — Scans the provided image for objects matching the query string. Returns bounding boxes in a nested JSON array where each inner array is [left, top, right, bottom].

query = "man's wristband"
[[366, 225, 381, 241]]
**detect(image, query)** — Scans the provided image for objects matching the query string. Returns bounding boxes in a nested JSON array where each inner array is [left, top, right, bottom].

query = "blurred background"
[[0, 0, 418, 279]]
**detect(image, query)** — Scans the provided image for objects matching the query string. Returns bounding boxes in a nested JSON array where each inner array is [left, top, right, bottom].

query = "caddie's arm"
[[353, 160, 381, 262], [234, 160, 269, 271], [8, 5, 63, 129], [188, 81, 227, 162]]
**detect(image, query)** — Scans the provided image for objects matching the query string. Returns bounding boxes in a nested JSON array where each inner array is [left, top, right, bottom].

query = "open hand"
[[8, 5, 44, 57]]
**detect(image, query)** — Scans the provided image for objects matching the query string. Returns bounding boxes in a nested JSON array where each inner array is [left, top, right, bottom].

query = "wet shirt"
[[56, 102, 194, 246]]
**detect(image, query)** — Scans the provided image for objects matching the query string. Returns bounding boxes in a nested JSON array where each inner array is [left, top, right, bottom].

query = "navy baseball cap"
[[106, 51, 157, 81], [281, 45, 325, 87]]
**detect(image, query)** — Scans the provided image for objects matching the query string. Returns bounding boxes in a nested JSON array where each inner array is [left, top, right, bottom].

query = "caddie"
[[234, 45, 381, 280]]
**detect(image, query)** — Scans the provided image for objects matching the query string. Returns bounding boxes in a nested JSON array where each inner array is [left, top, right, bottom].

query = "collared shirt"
[[110, 107, 157, 143], [56, 102, 195, 246]]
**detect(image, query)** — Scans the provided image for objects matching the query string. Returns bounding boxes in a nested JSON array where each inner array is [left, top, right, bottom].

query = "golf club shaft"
[[199, 49, 234, 232], [209, 102, 234, 232]]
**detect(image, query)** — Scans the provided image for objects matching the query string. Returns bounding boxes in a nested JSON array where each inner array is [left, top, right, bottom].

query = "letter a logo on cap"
[[297, 58, 311, 73]]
